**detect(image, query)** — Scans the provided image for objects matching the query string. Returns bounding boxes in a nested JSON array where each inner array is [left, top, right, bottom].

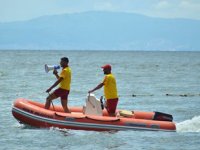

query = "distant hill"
[[0, 11, 200, 51]]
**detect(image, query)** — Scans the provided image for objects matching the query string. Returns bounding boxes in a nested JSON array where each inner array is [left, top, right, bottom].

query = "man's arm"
[[53, 69, 59, 79], [88, 83, 104, 93], [46, 77, 63, 93]]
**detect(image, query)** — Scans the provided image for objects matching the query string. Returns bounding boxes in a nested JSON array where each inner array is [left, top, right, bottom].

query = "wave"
[[176, 116, 200, 132]]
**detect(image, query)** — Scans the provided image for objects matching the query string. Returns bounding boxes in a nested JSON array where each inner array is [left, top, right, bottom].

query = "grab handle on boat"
[[100, 96, 104, 110]]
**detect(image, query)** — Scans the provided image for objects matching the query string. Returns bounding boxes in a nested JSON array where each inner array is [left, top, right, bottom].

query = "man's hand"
[[53, 69, 58, 75], [46, 88, 52, 93], [88, 90, 92, 94]]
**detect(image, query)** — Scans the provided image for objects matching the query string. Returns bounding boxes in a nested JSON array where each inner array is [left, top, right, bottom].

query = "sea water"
[[0, 50, 200, 150]]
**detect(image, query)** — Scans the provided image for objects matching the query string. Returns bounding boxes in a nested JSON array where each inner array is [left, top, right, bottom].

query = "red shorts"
[[106, 98, 118, 114], [54, 88, 70, 100]]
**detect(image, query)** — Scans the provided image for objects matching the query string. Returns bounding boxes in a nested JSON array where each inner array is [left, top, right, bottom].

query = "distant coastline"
[[0, 11, 200, 51]]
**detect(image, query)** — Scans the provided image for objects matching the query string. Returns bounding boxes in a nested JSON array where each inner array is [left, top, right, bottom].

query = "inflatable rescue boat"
[[12, 94, 176, 132]]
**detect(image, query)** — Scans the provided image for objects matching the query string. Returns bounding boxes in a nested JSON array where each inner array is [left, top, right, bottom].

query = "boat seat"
[[119, 110, 134, 118], [84, 94, 103, 116]]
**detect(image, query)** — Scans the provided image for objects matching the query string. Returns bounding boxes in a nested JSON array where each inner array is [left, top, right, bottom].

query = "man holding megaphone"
[[45, 57, 71, 113]]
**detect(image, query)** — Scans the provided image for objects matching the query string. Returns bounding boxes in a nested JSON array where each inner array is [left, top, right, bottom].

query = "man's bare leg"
[[61, 99, 70, 113], [45, 93, 57, 109]]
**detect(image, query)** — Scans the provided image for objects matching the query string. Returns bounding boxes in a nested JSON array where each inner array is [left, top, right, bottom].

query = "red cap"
[[101, 64, 111, 70]]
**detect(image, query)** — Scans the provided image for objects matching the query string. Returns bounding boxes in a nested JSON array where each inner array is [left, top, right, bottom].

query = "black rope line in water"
[[119, 93, 200, 97], [165, 93, 200, 97]]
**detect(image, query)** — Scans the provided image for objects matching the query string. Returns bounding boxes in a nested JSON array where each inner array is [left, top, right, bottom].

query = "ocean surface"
[[0, 50, 200, 150]]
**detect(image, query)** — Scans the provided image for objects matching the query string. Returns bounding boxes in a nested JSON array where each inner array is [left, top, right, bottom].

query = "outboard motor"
[[153, 112, 173, 122]]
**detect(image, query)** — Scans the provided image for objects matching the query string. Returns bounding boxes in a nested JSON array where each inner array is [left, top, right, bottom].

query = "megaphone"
[[45, 64, 60, 73]]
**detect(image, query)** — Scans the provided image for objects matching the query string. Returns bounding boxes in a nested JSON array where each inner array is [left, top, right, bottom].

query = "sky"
[[0, 0, 200, 22]]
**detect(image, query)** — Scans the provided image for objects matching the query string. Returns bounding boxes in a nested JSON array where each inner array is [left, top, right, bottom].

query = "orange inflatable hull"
[[12, 98, 176, 132]]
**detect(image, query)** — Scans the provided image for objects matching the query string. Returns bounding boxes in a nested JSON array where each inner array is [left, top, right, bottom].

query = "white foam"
[[176, 116, 200, 132]]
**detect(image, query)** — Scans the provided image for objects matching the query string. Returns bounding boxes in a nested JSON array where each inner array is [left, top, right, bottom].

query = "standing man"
[[88, 64, 119, 116], [45, 57, 71, 113]]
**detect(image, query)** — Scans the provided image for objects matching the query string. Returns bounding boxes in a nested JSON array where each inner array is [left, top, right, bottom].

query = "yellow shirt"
[[59, 67, 71, 90], [103, 73, 118, 100]]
